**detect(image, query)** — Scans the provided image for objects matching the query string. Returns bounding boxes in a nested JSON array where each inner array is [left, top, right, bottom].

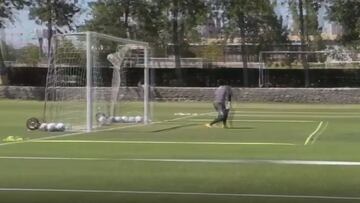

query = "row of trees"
[[1, 0, 360, 86], [0, 0, 80, 84]]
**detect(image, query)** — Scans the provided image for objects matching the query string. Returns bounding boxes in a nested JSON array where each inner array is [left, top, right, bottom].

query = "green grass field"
[[1, 99, 360, 203]]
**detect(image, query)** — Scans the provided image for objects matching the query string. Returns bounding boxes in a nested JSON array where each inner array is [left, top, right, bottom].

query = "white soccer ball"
[[135, 116, 143, 123], [56, 123, 65, 131], [46, 123, 56, 132], [121, 116, 128, 123], [114, 116, 122, 123], [128, 116, 135, 123], [39, 123, 47, 131], [98, 116, 107, 125], [107, 116, 114, 123]]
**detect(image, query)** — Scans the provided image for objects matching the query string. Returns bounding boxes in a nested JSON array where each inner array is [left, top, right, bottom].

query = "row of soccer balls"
[[37, 116, 144, 131], [39, 123, 66, 132], [97, 115, 143, 125]]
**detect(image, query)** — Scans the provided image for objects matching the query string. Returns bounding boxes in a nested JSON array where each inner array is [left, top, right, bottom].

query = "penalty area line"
[[0, 188, 360, 201]]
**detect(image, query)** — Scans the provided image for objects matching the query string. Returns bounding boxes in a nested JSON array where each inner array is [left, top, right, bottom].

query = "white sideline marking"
[[0, 112, 213, 147], [29, 140, 296, 146], [235, 110, 360, 115], [311, 121, 329, 145], [190, 119, 316, 123], [304, 122, 323, 145], [1, 156, 360, 166], [0, 188, 359, 201], [233, 113, 360, 118]]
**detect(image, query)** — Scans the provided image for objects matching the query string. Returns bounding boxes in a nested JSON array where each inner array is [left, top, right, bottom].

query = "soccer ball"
[[128, 116, 135, 123], [121, 116, 128, 123], [135, 116, 143, 123], [106, 116, 114, 124], [39, 123, 47, 131], [46, 123, 56, 132], [98, 116, 107, 125], [114, 116, 122, 123], [56, 123, 65, 131]]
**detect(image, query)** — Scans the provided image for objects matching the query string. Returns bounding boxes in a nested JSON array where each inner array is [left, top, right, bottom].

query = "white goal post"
[[42, 32, 151, 132]]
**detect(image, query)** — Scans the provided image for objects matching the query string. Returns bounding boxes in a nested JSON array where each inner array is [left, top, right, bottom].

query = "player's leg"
[[223, 108, 229, 128], [206, 103, 224, 127], [211, 103, 226, 125]]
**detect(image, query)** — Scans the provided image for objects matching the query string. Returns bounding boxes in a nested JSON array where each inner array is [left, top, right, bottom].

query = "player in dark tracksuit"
[[206, 83, 232, 128]]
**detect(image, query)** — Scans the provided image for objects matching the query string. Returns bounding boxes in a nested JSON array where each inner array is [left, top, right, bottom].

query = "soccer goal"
[[29, 32, 152, 132]]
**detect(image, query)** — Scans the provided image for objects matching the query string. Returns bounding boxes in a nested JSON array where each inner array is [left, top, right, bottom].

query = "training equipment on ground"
[[40, 32, 152, 132], [2, 136, 23, 142], [114, 116, 122, 122], [26, 117, 41, 130], [3, 136, 15, 142], [39, 123, 47, 131], [46, 123, 57, 132], [121, 116, 129, 123], [36, 122, 66, 132], [128, 116, 135, 123], [55, 123, 66, 131], [135, 116, 143, 123]]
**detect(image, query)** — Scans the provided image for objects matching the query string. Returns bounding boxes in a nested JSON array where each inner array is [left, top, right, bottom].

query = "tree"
[[29, 0, 81, 59], [149, 0, 207, 85], [17, 44, 41, 65], [86, 0, 207, 85], [0, 40, 17, 62], [282, 0, 325, 87], [328, 0, 360, 49], [222, 0, 288, 87], [134, 0, 170, 55], [0, 0, 31, 28], [0, 0, 31, 85], [85, 0, 169, 56], [85, 0, 147, 39], [168, 0, 207, 69], [298, 0, 310, 87]]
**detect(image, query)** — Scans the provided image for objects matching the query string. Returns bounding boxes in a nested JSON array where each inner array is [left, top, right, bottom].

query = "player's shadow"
[[226, 126, 254, 130], [151, 123, 198, 133]]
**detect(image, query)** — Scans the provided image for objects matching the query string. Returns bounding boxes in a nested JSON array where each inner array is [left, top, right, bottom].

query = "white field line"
[[232, 113, 360, 118], [0, 112, 213, 147], [29, 140, 296, 146], [235, 111, 360, 115], [1, 156, 360, 166], [0, 188, 359, 201], [190, 119, 316, 123], [311, 121, 329, 145], [0, 124, 142, 147], [304, 121, 323, 146]]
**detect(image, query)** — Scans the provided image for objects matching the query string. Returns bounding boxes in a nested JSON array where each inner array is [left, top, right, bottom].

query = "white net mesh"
[[44, 32, 150, 131]]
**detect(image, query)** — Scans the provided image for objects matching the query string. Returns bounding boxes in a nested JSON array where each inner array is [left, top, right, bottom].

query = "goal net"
[[43, 32, 151, 132], [258, 50, 359, 87]]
